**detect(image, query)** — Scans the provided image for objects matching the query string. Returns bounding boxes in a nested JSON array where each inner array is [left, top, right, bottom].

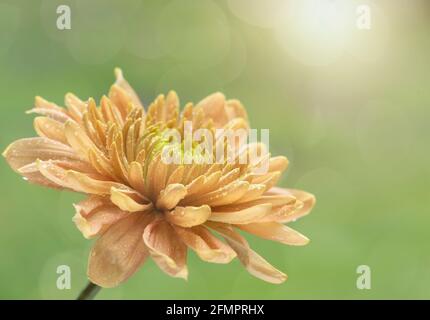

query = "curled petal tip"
[[177, 268, 189, 281], [2, 144, 11, 158], [72, 212, 92, 239], [114, 67, 123, 78]]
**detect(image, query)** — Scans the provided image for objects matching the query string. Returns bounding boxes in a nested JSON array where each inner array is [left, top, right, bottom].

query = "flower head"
[[3, 69, 315, 287]]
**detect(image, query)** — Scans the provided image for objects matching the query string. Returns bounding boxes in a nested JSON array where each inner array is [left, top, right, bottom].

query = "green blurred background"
[[0, 0, 429, 299]]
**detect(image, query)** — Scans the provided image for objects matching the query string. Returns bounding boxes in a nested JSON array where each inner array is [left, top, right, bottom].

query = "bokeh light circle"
[[274, 0, 351, 66]]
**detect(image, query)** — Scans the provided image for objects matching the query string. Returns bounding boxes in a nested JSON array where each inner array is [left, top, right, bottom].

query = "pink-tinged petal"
[[33, 117, 68, 144], [209, 203, 272, 224], [15, 171, 60, 189], [143, 219, 188, 279], [165, 205, 211, 228], [237, 222, 309, 246], [2, 137, 81, 172], [208, 222, 287, 284], [73, 195, 129, 238], [19, 159, 94, 175], [34, 96, 64, 111], [2, 137, 89, 188], [27, 108, 70, 123], [173, 225, 236, 264], [26, 96, 70, 123], [37, 160, 126, 195], [88, 213, 152, 288], [110, 187, 152, 213], [72, 195, 107, 218], [17, 159, 93, 188], [266, 187, 316, 223]]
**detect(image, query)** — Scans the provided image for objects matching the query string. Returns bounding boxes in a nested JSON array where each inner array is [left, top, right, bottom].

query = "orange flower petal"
[[73, 195, 129, 238], [156, 183, 187, 211], [210, 181, 250, 206], [237, 222, 309, 246], [17, 159, 93, 188], [2, 137, 90, 188], [110, 187, 152, 212], [165, 205, 211, 228], [64, 119, 98, 161], [232, 193, 296, 208], [65, 92, 86, 121], [165, 165, 184, 185], [33, 117, 67, 144], [26, 96, 70, 122], [37, 160, 126, 194], [2, 137, 81, 172], [88, 214, 152, 288], [209, 203, 272, 224], [266, 187, 316, 223], [233, 184, 271, 204], [208, 222, 287, 284], [146, 92, 179, 123], [143, 219, 188, 279], [189, 180, 250, 207], [257, 201, 302, 223], [173, 225, 236, 263], [268, 156, 289, 173], [113, 68, 144, 110], [128, 161, 146, 194], [225, 99, 248, 121], [196, 92, 228, 127]]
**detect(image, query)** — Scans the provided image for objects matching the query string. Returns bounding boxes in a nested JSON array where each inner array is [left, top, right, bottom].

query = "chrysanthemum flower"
[[3, 69, 315, 288]]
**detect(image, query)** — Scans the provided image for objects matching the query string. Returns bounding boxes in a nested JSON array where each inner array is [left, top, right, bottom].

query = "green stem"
[[77, 281, 101, 300]]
